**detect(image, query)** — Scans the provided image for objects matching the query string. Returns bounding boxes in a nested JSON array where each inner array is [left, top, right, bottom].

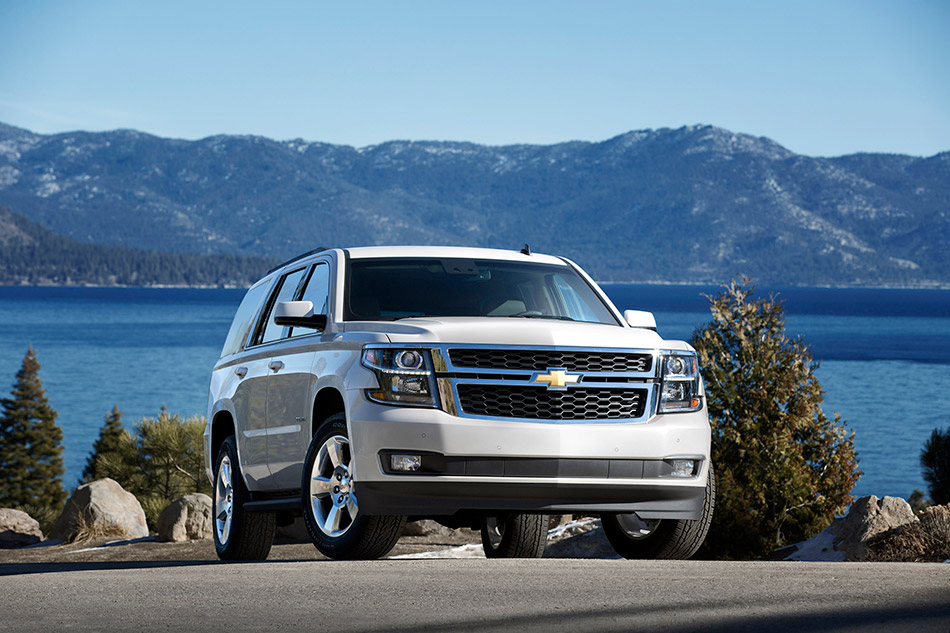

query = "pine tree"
[[82, 405, 125, 483], [0, 346, 68, 510], [921, 425, 950, 505], [94, 407, 210, 529], [690, 280, 861, 559]]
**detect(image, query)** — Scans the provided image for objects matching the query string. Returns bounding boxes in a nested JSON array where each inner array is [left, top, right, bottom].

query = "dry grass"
[[865, 504, 950, 562], [67, 511, 134, 544]]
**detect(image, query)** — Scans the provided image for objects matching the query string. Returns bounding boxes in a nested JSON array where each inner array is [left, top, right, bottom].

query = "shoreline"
[[2, 280, 949, 291]]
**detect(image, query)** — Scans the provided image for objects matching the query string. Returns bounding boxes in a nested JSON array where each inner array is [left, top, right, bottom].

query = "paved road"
[[1, 559, 948, 632]]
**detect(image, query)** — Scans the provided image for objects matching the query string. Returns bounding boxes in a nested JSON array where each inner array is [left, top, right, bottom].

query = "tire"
[[480, 513, 549, 558], [212, 436, 276, 560], [602, 463, 717, 560], [301, 413, 406, 559]]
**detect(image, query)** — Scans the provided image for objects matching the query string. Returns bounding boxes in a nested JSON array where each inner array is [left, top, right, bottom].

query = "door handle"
[[268, 360, 285, 372], [234, 366, 248, 378]]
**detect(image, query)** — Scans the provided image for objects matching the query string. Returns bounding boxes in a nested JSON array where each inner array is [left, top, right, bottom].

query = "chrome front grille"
[[436, 345, 657, 423], [457, 384, 647, 420], [448, 348, 652, 373]]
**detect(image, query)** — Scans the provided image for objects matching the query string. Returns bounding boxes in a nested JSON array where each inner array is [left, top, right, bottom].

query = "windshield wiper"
[[505, 314, 577, 321]]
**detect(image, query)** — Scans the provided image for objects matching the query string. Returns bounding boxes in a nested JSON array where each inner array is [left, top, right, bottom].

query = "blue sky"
[[1, 0, 947, 157]]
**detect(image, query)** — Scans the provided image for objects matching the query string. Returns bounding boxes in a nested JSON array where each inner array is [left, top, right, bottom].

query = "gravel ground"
[[0, 530, 483, 566]]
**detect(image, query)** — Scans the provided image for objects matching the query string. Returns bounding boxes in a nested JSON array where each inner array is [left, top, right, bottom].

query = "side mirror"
[[274, 301, 327, 330], [623, 309, 657, 331]]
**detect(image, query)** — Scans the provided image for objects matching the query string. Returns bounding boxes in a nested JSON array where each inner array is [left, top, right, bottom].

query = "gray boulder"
[[157, 493, 212, 542], [0, 508, 44, 548], [50, 478, 149, 542], [784, 495, 918, 561], [832, 495, 918, 561], [401, 519, 460, 538]]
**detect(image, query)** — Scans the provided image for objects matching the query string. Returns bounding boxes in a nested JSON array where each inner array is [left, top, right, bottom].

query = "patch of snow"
[[37, 182, 61, 197], [784, 529, 845, 562], [889, 257, 920, 270], [0, 140, 23, 161], [546, 518, 600, 541], [0, 165, 19, 186], [66, 536, 158, 553], [389, 543, 485, 559]]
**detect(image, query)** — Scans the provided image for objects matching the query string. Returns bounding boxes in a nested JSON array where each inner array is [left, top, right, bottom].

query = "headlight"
[[361, 347, 438, 407], [658, 352, 702, 413]]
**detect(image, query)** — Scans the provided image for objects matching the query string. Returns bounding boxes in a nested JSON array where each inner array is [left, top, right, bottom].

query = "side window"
[[258, 267, 308, 345], [220, 281, 270, 357], [293, 263, 330, 338]]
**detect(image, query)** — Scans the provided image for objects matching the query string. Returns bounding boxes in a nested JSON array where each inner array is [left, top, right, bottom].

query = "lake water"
[[0, 284, 947, 500]]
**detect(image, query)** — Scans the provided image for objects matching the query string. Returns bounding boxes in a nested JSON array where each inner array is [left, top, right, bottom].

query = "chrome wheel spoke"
[[311, 475, 334, 497], [325, 504, 342, 533], [214, 498, 229, 518], [325, 438, 344, 469], [345, 496, 359, 520]]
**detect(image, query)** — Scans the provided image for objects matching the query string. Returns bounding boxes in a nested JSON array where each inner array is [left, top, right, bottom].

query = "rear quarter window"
[[219, 281, 271, 358]]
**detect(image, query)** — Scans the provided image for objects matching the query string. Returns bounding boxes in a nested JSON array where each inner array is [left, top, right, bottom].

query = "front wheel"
[[301, 413, 406, 559], [602, 463, 717, 560], [480, 513, 548, 558]]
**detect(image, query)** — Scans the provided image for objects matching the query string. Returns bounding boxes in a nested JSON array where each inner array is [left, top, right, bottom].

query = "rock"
[[0, 508, 44, 548], [784, 495, 919, 562], [543, 518, 619, 558], [157, 493, 212, 542], [831, 495, 918, 561], [50, 478, 149, 542], [401, 519, 459, 538]]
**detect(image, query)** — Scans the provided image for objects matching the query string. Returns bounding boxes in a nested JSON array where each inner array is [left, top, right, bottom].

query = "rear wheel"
[[480, 513, 548, 558], [602, 463, 716, 560], [302, 413, 405, 559], [212, 436, 276, 560]]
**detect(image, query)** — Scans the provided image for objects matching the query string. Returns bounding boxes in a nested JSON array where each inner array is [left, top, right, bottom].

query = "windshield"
[[344, 258, 619, 325]]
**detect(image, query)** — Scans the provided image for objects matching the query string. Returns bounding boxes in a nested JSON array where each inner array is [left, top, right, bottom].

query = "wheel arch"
[[210, 408, 236, 470], [312, 386, 346, 436]]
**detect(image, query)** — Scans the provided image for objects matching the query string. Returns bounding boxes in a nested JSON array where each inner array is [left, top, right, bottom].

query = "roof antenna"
[[521, 243, 531, 255]]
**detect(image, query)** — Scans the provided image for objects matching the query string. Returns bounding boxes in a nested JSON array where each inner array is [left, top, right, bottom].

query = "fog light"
[[391, 454, 422, 472], [670, 459, 695, 477]]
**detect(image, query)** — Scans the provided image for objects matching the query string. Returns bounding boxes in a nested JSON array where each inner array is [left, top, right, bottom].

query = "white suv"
[[205, 246, 714, 560]]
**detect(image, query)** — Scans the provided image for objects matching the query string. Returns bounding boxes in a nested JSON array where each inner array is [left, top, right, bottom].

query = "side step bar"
[[243, 498, 302, 513]]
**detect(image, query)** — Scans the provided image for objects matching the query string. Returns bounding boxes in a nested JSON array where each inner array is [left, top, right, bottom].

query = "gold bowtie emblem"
[[532, 369, 581, 390]]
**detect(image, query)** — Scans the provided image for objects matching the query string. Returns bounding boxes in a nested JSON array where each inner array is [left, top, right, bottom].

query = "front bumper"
[[347, 391, 711, 519]]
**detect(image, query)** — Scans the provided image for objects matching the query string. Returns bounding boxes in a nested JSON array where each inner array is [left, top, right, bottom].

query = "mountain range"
[[0, 121, 947, 287]]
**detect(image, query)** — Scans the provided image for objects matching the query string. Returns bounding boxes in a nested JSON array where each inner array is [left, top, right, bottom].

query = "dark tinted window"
[[291, 263, 330, 338], [257, 267, 308, 344], [345, 258, 618, 325]]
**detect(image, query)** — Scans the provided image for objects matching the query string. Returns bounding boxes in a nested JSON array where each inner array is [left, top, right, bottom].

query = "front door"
[[265, 262, 332, 490]]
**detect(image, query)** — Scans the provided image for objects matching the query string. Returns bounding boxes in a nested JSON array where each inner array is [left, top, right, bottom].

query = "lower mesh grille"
[[457, 385, 647, 420]]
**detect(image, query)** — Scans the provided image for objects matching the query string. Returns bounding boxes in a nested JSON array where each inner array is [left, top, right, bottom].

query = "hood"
[[346, 317, 688, 350]]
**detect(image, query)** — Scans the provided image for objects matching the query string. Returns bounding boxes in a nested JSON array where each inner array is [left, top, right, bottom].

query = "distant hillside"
[[0, 122, 947, 286], [0, 204, 275, 287]]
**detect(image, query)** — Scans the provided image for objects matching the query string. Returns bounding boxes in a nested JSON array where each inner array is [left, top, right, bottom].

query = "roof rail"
[[266, 247, 332, 275]]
